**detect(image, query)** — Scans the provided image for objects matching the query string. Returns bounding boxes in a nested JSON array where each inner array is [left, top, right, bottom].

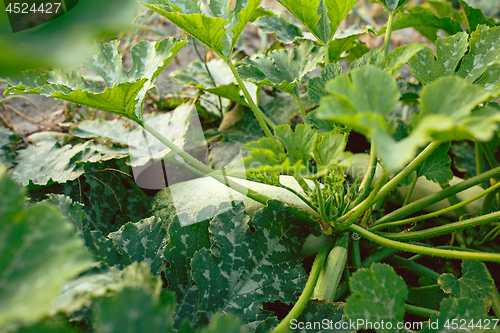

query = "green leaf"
[[305, 110, 347, 135], [0, 126, 17, 168], [307, 63, 343, 104], [142, 0, 261, 59], [50, 262, 160, 316], [44, 194, 86, 235], [15, 320, 79, 333], [408, 32, 469, 85], [294, 300, 353, 332], [344, 263, 408, 333], [417, 142, 453, 185], [2, 38, 187, 122], [438, 260, 495, 311], [457, 25, 500, 83], [237, 40, 323, 97], [276, 0, 359, 45], [314, 133, 352, 175], [460, 0, 496, 33], [253, 15, 303, 44], [107, 217, 168, 275], [327, 26, 372, 63], [93, 288, 175, 333], [378, 6, 462, 42], [451, 142, 477, 178], [10, 132, 123, 187], [380, 0, 410, 13], [190, 200, 315, 329], [476, 63, 500, 97], [0, 165, 94, 329], [259, 90, 315, 125], [316, 65, 400, 136], [0, 0, 138, 74], [170, 58, 257, 107], [350, 43, 426, 74], [421, 298, 492, 333]]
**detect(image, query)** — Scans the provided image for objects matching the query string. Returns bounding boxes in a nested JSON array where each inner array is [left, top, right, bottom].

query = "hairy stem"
[[272, 242, 335, 333], [383, 12, 395, 55], [226, 59, 276, 139], [377, 211, 500, 241], [372, 164, 500, 226], [349, 224, 500, 262], [293, 90, 307, 120], [404, 304, 440, 318], [142, 122, 270, 205], [370, 180, 500, 231]]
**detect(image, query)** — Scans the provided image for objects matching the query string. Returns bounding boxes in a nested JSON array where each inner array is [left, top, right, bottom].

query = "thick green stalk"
[[404, 304, 440, 318], [383, 12, 395, 55], [387, 256, 440, 280], [348, 224, 500, 262], [340, 142, 442, 223], [314, 179, 329, 223], [272, 242, 335, 333], [226, 59, 276, 139], [351, 142, 378, 207], [370, 180, 500, 231], [372, 164, 500, 226], [293, 91, 307, 120], [403, 174, 418, 206], [492, 283, 500, 319], [377, 211, 500, 241], [324, 42, 330, 66], [475, 141, 487, 189], [142, 122, 270, 205]]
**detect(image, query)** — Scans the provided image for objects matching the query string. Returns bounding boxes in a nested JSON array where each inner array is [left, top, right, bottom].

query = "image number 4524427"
[[3, 0, 79, 33]]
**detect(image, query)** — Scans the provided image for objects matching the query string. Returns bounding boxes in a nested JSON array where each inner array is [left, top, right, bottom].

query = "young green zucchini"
[[311, 234, 349, 302]]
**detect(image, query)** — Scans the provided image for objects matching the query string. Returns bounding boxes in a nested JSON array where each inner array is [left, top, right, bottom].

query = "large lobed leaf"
[[276, 0, 358, 45], [190, 200, 317, 329], [142, 0, 261, 59], [317, 65, 500, 172], [1, 38, 187, 122], [237, 40, 323, 97], [0, 127, 17, 168], [0, 165, 94, 329]]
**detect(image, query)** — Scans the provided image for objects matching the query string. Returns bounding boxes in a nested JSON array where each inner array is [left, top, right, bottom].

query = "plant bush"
[[1, 0, 500, 332]]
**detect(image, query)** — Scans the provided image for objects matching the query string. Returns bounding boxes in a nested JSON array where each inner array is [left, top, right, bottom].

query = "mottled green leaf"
[[44, 194, 86, 235], [460, 0, 496, 33], [351, 43, 426, 74], [237, 40, 323, 97], [476, 63, 500, 97], [307, 63, 342, 104], [50, 262, 159, 316], [305, 110, 346, 135], [421, 298, 492, 333], [457, 25, 500, 83], [253, 15, 303, 44], [2, 38, 187, 122], [11, 132, 123, 187], [15, 321, 79, 333], [344, 263, 408, 333], [378, 6, 462, 42], [107, 217, 168, 275], [276, 0, 359, 45], [408, 32, 469, 85], [438, 260, 495, 311], [142, 0, 261, 59], [190, 200, 315, 329], [0, 127, 17, 168], [0, 165, 94, 329]]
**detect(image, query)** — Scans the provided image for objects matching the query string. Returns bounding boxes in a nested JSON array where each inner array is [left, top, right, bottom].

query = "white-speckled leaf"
[[2, 38, 187, 122], [190, 200, 317, 329], [0, 127, 17, 168]]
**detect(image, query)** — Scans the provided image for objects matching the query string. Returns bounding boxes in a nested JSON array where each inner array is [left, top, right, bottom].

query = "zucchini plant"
[[1, 0, 500, 332]]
